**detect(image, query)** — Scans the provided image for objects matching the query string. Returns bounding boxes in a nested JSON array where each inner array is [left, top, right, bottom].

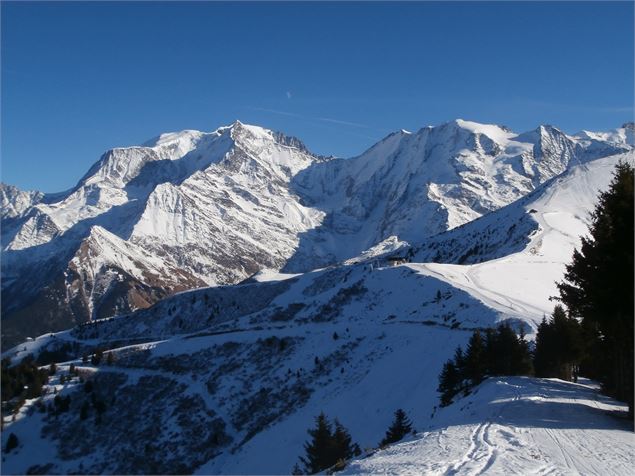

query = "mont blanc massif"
[[1, 119, 634, 474]]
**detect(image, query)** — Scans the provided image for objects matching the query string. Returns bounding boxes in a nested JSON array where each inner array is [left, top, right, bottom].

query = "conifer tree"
[[464, 331, 486, 385], [5, 433, 18, 452], [299, 414, 359, 474], [533, 316, 554, 377], [331, 419, 359, 462], [300, 412, 333, 474], [380, 409, 413, 447], [437, 360, 459, 406], [557, 162, 633, 415]]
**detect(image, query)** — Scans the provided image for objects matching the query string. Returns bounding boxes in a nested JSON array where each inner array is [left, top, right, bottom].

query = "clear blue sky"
[[2, 1, 633, 192]]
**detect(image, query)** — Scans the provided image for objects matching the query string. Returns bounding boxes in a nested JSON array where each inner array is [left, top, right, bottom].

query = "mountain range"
[[2, 119, 632, 347], [1, 118, 634, 474]]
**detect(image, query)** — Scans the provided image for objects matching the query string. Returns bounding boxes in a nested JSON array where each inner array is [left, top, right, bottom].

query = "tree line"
[[437, 323, 532, 406]]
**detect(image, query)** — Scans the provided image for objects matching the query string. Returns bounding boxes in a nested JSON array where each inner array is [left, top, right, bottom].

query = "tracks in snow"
[[445, 421, 497, 476]]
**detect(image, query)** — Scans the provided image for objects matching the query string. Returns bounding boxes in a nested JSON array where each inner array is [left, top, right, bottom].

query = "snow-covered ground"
[[343, 377, 634, 476]]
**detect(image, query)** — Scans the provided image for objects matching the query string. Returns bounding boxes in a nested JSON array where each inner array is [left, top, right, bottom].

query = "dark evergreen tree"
[[331, 419, 359, 462], [380, 409, 413, 447], [452, 346, 469, 394], [512, 325, 534, 376], [5, 433, 18, 452], [556, 162, 634, 415], [533, 316, 554, 378], [437, 360, 460, 407], [299, 414, 359, 474], [536, 305, 583, 380], [464, 331, 486, 386], [300, 412, 333, 474]]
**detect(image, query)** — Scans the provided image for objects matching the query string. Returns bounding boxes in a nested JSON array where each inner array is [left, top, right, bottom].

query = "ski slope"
[[343, 377, 635, 476]]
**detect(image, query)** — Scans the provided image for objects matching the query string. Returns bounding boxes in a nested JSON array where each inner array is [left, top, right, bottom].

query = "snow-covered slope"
[[342, 377, 634, 475], [1, 120, 629, 347], [575, 122, 635, 147], [409, 152, 632, 326]]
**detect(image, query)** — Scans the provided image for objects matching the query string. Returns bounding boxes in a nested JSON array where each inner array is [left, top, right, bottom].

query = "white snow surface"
[[342, 377, 634, 476]]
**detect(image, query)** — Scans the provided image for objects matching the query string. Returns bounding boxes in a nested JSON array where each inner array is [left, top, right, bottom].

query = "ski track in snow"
[[343, 378, 634, 476]]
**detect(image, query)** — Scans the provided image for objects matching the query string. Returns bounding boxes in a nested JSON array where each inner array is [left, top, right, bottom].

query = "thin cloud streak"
[[249, 107, 390, 134]]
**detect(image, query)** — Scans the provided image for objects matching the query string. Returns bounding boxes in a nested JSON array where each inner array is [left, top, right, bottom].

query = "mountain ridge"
[[1, 119, 631, 346]]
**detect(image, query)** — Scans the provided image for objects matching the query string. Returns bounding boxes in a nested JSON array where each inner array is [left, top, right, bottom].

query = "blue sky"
[[2, 1, 633, 192]]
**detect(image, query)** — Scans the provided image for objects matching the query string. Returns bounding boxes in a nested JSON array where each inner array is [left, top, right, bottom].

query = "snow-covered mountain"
[[1, 120, 630, 346], [2, 151, 633, 474]]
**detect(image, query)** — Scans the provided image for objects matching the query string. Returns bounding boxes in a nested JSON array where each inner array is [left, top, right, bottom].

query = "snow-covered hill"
[[1, 120, 630, 346], [2, 152, 632, 474]]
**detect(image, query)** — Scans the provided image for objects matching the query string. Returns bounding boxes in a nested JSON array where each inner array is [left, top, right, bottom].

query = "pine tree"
[[533, 316, 555, 377], [464, 331, 486, 386], [299, 414, 359, 474], [437, 360, 459, 407], [380, 409, 413, 446], [550, 305, 583, 380], [331, 419, 358, 462], [300, 413, 333, 474], [556, 162, 634, 415], [5, 433, 19, 452]]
